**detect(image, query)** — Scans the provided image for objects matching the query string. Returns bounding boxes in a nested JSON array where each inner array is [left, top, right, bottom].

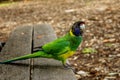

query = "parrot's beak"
[[80, 24, 85, 30]]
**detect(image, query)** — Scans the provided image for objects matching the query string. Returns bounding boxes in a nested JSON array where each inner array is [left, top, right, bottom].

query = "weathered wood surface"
[[32, 24, 77, 80], [0, 24, 77, 80], [0, 26, 33, 80]]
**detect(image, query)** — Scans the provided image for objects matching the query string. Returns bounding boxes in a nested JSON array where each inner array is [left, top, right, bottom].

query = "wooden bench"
[[0, 24, 77, 80]]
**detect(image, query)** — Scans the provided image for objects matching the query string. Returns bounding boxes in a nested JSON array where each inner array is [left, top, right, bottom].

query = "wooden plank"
[[0, 26, 33, 80], [32, 24, 77, 80]]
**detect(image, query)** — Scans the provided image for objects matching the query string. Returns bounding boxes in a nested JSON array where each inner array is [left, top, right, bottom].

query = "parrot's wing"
[[42, 38, 70, 55]]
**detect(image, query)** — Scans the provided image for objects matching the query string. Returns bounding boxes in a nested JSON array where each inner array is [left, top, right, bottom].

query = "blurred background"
[[0, 0, 120, 80]]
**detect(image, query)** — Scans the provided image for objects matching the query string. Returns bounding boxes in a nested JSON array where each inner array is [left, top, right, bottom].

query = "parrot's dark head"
[[70, 21, 85, 36]]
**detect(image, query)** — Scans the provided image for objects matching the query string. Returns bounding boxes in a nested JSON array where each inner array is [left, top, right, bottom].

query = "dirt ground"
[[0, 0, 120, 80]]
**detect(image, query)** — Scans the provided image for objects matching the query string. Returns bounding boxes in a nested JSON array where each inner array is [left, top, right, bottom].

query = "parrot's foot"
[[63, 63, 75, 72], [62, 60, 75, 72], [62, 59, 71, 68], [63, 63, 72, 68], [61, 60, 75, 72]]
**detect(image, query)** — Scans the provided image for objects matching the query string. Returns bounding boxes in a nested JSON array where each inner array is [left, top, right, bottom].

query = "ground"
[[0, 0, 120, 80]]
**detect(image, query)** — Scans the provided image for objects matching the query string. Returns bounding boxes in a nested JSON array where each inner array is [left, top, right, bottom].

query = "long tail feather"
[[0, 51, 52, 64]]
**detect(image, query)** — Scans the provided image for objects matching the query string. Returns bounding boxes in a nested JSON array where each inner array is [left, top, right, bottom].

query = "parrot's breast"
[[60, 51, 75, 59]]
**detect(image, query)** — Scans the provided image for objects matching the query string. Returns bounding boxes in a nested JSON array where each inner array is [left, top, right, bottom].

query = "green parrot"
[[0, 21, 85, 67]]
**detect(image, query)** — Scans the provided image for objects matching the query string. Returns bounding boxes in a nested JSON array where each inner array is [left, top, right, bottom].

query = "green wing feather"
[[42, 36, 71, 56]]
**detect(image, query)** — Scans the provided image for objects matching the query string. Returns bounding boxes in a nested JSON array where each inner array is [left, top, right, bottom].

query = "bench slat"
[[0, 26, 33, 80], [32, 24, 77, 80]]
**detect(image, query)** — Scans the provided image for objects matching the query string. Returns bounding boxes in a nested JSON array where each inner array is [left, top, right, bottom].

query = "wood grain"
[[0, 26, 33, 80]]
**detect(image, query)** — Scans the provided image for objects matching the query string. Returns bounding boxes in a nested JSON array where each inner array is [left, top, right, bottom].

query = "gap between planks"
[[30, 26, 34, 80]]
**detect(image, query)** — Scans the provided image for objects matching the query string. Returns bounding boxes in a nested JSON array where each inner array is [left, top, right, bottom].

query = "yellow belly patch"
[[60, 51, 75, 59]]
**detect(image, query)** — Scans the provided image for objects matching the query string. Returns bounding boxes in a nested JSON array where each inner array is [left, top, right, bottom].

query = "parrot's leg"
[[63, 60, 75, 72], [62, 59, 75, 71], [63, 59, 71, 68]]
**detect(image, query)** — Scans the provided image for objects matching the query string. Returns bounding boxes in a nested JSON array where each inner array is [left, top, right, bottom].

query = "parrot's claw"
[[63, 63, 71, 68], [63, 59, 72, 68], [63, 63, 75, 72], [63, 60, 71, 68]]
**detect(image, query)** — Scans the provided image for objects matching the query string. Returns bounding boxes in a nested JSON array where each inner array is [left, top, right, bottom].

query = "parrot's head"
[[70, 21, 85, 36]]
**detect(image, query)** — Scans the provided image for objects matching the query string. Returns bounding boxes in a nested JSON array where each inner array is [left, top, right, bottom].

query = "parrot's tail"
[[0, 51, 52, 64]]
